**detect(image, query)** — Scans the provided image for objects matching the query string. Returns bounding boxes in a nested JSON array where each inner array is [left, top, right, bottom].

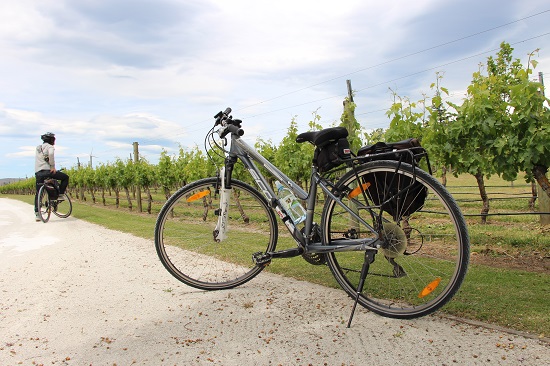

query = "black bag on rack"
[[314, 137, 352, 173], [357, 138, 427, 219], [43, 178, 60, 200]]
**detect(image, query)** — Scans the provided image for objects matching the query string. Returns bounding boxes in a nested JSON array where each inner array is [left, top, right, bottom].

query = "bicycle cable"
[[204, 126, 220, 171]]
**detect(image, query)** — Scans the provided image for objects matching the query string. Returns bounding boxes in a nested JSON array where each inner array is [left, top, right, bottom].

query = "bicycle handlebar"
[[214, 107, 244, 138]]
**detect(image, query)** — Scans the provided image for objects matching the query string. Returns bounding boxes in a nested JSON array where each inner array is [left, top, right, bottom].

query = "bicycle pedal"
[[252, 251, 272, 266]]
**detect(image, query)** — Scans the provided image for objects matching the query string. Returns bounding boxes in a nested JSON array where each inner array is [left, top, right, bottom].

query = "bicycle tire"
[[53, 194, 72, 218], [37, 185, 51, 223], [155, 177, 278, 290], [322, 160, 469, 319]]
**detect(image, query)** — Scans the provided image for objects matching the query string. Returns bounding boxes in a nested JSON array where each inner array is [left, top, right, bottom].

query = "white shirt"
[[35, 143, 55, 172]]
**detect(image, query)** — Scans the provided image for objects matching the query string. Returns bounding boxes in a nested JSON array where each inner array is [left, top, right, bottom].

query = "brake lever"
[[214, 107, 233, 126]]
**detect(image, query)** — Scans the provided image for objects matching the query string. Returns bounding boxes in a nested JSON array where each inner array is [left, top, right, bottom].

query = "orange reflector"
[[348, 182, 371, 199], [418, 277, 441, 298], [187, 190, 210, 202]]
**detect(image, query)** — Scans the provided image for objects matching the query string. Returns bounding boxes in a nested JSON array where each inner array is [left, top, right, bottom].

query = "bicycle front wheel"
[[37, 185, 51, 223], [322, 160, 469, 319], [155, 177, 278, 290], [53, 194, 72, 218]]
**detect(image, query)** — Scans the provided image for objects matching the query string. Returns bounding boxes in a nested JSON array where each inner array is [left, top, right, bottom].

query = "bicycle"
[[155, 108, 469, 326], [36, 175, 72, 223]]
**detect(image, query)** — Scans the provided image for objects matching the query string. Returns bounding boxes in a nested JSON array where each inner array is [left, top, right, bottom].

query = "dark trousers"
[[34, 170, 70, 213]]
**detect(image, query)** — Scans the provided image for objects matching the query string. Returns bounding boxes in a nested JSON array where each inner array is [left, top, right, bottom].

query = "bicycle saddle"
[[296, 127, 348, 147]]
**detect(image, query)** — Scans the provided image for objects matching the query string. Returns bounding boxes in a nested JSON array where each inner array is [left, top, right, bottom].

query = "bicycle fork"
[[213, 167, 231, 242]]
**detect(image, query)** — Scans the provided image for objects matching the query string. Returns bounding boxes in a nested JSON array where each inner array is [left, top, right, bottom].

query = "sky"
[[1, 0, 549, 179]]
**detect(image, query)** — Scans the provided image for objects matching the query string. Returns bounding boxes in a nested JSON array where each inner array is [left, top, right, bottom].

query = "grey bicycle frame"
[[225, 131, 382, 254]]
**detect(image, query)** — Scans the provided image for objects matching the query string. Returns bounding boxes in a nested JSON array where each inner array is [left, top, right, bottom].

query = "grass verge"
[[6, 193, 549, 338]]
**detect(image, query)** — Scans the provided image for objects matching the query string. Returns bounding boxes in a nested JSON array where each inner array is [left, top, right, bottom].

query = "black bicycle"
[[155, 108, 469, 325], [36, 177, 72, 223]]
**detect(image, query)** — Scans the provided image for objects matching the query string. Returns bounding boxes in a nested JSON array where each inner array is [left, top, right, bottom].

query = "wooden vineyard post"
[[133, 142, 142, 213]]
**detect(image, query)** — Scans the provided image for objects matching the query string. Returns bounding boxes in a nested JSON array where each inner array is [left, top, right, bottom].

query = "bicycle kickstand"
[[347, 251, 375, 328]]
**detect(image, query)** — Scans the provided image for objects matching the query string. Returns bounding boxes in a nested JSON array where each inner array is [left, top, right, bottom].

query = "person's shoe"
[[35, 213, 41, 222], [57, 195, 65, 202]]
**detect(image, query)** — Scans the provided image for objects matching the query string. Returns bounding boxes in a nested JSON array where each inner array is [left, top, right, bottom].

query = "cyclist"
[[34, 132, 69, 221]]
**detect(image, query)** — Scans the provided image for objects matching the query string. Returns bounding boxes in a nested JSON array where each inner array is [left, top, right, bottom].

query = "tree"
[[86, 165, 99, 203], [446, 92, 497, 223], [490, 51, 550, 199], [69, 165, 91, 202], [422, 73, 456, 184], [255, 138, 278, 188], [384, 88, 438, 177], [363, 128, 386, 145], [103, 163, 120, 207], [157, 150, 177, 199], [182, 146, 210, 184], [340, 97, 362, 152], [175, 147, 191, 187], [94, 163, 109, 205], [443, 43, 530, 222], [114, 158, 134, 211], [134, 158, 156, 213], [448, 42, 550, 225], [385, 89, 426, 142], [274, 117, 314, 189]]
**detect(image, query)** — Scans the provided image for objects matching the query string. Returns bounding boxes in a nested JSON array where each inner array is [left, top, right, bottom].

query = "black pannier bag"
[[43, 178, 60, 200], [356, 138, 428, 219]]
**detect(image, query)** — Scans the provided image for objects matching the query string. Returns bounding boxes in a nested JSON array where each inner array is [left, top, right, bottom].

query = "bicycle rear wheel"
[[37, 185, 51, 223], [53, 194, 72, 218], [155, 177, 278, 290], [322, 160, 469, 319]]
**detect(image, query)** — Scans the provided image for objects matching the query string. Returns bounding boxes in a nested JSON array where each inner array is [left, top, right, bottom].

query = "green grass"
[[446, 174, 550, 254], [450, 266, 549, 333], [5, 191, 549, 337]]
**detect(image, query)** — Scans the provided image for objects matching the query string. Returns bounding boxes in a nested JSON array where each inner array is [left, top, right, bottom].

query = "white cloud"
[[0, 0, 57, 43], [6, 146, 36, 158]]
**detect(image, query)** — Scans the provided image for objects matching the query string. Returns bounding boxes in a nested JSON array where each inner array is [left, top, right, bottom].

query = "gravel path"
[[0, 198, 548, 365]]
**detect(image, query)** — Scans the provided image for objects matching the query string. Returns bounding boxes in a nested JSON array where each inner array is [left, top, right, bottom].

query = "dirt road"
[[0, 198, 548, 365]]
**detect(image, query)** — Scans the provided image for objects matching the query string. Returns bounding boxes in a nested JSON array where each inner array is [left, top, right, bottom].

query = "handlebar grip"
[[227, 124, 244, 136], [214, 107, 233, 126]]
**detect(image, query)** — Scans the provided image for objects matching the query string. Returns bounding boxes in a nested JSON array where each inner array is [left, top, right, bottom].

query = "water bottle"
[[275, 180, 307, 225]]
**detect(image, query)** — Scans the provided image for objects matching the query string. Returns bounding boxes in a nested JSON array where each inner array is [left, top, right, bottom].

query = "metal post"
[[538, 72, 549, 225], [133, 142, 142, 212]]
